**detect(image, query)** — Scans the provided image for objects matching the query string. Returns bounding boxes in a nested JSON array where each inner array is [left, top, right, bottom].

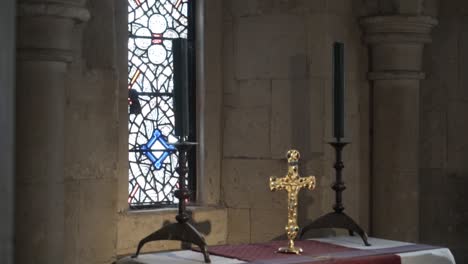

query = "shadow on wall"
[[290, 54, 312, 160], [162, 210, 212, 249]]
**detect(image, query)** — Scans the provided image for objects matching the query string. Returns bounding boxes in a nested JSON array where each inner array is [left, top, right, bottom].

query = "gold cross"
[[269, 150, 316, 254]]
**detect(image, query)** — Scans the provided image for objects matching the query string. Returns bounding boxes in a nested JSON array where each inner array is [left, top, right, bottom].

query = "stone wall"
[[221, 0, 370, 244], [11, 0, 468, 262], [14, 0, 229, 262], [420, 0, 468, 262], [12, 0, 371, 260], [0, 0, 15, 263], [62, 0, 122, 262], [11, 0, 380, 262]]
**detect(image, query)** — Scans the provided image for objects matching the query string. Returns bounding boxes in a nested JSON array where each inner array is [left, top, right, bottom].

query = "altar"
[[116, 236, 455, 264]]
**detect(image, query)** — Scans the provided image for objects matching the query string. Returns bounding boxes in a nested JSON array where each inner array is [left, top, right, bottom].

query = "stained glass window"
[[128, 0, 195, 209]]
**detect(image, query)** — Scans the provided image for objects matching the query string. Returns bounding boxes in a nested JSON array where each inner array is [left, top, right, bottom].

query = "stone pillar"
[[361, 16, 437, 242], [0, 1, 16, 264], [15, 2, 89, 264]]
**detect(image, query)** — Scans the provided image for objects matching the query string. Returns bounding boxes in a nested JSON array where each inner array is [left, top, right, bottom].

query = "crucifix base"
[[132, 221, 210, 263], [277, 246, 303, 255], [299, 211, 370, 246]]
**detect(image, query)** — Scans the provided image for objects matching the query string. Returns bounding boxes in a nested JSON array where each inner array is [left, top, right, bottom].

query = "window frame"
[[127, 0, 197, 210]]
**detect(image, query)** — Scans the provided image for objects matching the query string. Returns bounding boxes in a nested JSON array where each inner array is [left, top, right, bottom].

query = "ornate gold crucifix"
[[269, 150, 316, 254]]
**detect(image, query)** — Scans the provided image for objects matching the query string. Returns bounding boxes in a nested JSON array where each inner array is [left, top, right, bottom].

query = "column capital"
[[368, 70, 425, 81], [360, 15, 438, 79], [17, 1, 90, 62], [361, 15, 438, 44], [361, 15, 438, 34]]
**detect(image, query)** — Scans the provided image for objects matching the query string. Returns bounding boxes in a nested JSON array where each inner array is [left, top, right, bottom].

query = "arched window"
[[127, 0, 196, 209]]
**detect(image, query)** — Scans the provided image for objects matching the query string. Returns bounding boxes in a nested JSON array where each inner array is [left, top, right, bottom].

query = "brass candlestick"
[[269, 150, 316, 254]]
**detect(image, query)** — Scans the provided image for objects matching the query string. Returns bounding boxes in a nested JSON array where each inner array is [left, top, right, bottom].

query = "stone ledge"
[[121, 205, 226, 216], [17, 47, 74, 62], [18, 2, 90, 22], [364, 33, 432, 44], [368, 71, 426, 80]]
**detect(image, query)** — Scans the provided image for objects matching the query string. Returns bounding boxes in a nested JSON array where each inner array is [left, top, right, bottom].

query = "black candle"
[[172, 38, 189, 138], [333, 42, 345, 140]]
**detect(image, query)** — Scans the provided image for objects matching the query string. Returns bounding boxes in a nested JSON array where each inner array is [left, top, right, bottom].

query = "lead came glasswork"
[[128, 0, 191, 208]]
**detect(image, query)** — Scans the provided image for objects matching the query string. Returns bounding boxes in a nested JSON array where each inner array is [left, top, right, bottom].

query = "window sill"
[[119, 204, 225, 216]]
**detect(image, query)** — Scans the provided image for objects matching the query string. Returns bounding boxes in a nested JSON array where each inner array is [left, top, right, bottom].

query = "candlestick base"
[[132, 221, 211, 263], [298, 140, 370, 246], [299, 212, 370, 246], [132, 140, 211, 263]]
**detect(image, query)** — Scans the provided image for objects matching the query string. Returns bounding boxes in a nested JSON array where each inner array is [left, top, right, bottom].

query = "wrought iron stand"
[[132, 141, 211, 263], [299, 140, 371, 246]]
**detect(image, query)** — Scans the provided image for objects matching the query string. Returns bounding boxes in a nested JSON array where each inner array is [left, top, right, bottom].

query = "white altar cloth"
[[313, 236, 455, 264], [116, 236, 455, 264]]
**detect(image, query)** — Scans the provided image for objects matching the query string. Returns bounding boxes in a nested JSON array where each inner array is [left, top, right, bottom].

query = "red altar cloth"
[[204, 240, 436, 264]]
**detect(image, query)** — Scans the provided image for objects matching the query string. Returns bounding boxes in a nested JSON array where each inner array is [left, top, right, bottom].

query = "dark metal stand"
[[132, 141, 211, 263], [299, 140, 371, 246]]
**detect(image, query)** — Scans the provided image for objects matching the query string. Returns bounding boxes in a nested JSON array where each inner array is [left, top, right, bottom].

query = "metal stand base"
[[299, 212, 370, 246], [131, 141, 211, 263], [299, 140, 370, 246], [132, 221, 210, 262]]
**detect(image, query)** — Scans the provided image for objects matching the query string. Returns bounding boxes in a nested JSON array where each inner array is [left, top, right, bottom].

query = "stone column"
[[15, 2, 89, 264], [361, 16, 437, 242], [0, 1, 16, 264]]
